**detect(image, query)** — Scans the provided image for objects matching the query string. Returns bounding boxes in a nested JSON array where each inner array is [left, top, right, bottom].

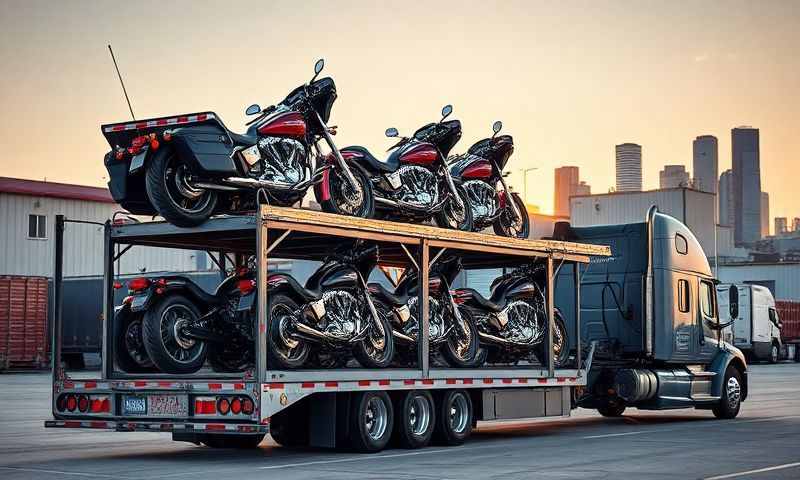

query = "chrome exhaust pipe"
[[478, 331, 515, 346], [293, 322, 337, 343], [191, 182, 240, 192], [221, 177, 297, 191], [392, 329, 415, 343]]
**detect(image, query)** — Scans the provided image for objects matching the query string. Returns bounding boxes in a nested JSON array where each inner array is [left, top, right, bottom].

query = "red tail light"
[[113, 281, 123, 289], [230, 397, 242, 415], [90, 397, 110, 413], [194, 399, 216, 415], [217, 398, 231, 415], [127, 277, 151, 292], [114, 148, 125, 161], [66, 395, 77, 412], [77, 395, 89, 412], [238, 279, 256, 295], [242, 398, 254, 415]]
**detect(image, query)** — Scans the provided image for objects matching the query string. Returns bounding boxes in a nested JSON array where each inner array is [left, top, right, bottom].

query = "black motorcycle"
[[265, 243, 394, 369], [447, 121, 530, 238], [340, 106, 473, 230], [453, 262, 569, 367], [102, 59, 374, 227], [114, 269, 256, 374], [368, 256, 479, 367]]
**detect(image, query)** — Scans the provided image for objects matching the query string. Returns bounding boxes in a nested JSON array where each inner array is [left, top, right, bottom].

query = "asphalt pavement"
[[1, 363, 798, 479]]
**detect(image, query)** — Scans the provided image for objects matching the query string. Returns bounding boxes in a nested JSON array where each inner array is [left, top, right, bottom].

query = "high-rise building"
[[615, 143, 642, 192], [693, 135, 718, 193], [793, 218, 800, 232], [761, 191, 770, 237], [659, 165, 691, 189], [732, 127, 762, 245], [775, 217, 788, 235], [554, 166, 590, 217], [718, 169, 735, 227]]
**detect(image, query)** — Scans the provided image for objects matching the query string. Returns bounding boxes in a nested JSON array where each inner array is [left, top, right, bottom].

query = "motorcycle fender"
[[318, 169, 332, 201], [171, 124, 238, 176], [104, 151, 129, 201]]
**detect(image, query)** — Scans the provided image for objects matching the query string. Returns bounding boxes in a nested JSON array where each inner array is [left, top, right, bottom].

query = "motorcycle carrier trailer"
[[45, 205, 610, 450]]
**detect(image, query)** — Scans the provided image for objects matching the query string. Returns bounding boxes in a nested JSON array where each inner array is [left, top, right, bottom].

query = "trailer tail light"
[[66, 394, 77, 412], [77, 395, 89, 412], [113, 281, 123, 289], [128, 277, 151, 292], [217, 397, 231, 415], [237, 279, 256, 295], [194, 397, 217, 415], [241, 397, 254, 415], [194, 395, 254, 416], [230, 397, 242, 415], [89, 396, 110, 413]]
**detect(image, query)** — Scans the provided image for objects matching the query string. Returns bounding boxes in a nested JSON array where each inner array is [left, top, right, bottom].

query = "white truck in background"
[[718, 284, 783, 363]]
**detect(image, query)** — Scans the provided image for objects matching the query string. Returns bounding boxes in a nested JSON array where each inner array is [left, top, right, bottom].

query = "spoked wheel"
[[146, 147, 217, 227], [441, 307, 479, 367], [114, 308, 156, 373], [433, 389, 473, 446], [393, 390, 435, 449], [142, 295, 207, 374], [535, 311, 570, 368], [493, 192, 530, 238], [267, 294, 310, 369], [317, 163, 375, 218], [349, 391, 394, 453], [353, 304, 395, 368], [435, 185, 474, 231]]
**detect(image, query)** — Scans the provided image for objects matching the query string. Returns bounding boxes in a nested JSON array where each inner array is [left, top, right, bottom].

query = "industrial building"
[[659, 165, 690, 189], [553, 166, 590, 217], [717, 262, 800, 302]]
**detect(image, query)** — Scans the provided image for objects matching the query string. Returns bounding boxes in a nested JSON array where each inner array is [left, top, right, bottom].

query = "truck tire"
[[202, 433, 265, 449], [269, 402, 309, 448], [349, 391, 394, 453], [712, 365, 743, 419], [795, 345, 800, 363], [597, 402, 626, 417], [392, 390, 435, 449], [142, 295, 208, 374], [433, 389, 473, 446], [769, 342, 779, 364]]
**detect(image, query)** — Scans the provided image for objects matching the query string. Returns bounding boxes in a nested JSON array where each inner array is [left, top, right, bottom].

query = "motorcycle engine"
[[320, 290, 359, 339], [255, 137, 307, 186], [463, 180, 499, 224], [390, 165, 439, 209], [497, 300, 545, 345], [406, 296, 445, 341]]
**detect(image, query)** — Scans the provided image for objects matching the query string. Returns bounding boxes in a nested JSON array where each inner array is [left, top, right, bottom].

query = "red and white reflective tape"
[[60, 380, 249, 392], [103, 113, 216, 133], [44, 419, 266, 434], [263, 376, 580, 392]]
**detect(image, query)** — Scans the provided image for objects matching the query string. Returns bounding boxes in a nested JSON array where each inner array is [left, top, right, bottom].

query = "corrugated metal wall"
[[717, 263, 800, 301]]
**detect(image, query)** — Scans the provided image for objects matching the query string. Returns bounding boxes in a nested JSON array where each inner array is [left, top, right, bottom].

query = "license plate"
[[123, 396, 147, 415], [129, 148, 148, 172], [148, 394, 188, 416], [131, 295, 148, 309]]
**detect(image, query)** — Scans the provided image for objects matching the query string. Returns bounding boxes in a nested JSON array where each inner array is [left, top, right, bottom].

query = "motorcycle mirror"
[[385, 127, 399, 138], [314, 58, 325, 75], [492, 120, 503, 136], [441, 104, 453, 121], [245, 104, 261, 116]]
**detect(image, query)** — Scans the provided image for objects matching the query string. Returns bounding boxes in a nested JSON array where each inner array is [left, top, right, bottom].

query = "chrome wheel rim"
[[272, 304, 305, 361], [452, 314, 473, 360], [726, 376, 741, 411], [364, 315, 388, 359], [332, 170, 365, 216], [364, 396, 388, 441], [444, 194, 467, 229], [164, 154, 212, 214], [449, 393, 469, 434], [124, 319, 152, 367], [408, 394, 431, 436], [159, 304, 204, 364]]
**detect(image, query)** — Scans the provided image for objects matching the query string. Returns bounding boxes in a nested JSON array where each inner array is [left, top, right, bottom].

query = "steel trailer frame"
[[46, 206, 609, 440]]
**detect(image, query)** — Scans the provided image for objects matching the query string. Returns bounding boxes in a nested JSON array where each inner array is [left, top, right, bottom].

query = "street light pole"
[[519, 167, 539, 203]]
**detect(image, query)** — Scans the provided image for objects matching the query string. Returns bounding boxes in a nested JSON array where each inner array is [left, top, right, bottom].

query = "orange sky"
[[0, 0, 798, 224]]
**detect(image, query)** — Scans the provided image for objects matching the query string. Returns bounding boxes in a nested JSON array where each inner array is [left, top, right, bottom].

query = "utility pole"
[[519, 167, 539, 202]]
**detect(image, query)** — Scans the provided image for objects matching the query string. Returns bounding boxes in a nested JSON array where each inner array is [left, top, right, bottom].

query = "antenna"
[[107, 44, 136, 120]]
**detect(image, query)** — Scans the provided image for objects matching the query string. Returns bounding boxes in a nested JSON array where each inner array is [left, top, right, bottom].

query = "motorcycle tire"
[[113, 308, 156, 374], [435, 185, 474, 231], [208, 342, 252, 373], [267, 294, 310, 369], [493, 192, 530, 239], [534, 310, 570, 368], [145, 146, 218, 227], [315, 162, 375, 219], [142, 294, 208, 374], [441, 306, 480, 368], [353, 305, 395, 368]]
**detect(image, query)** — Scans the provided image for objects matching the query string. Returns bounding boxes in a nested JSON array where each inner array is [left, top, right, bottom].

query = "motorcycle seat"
[[367, 282, 406, 307], [228, 130, 258, 147], [459, 288, 505, 312], [280, 275, 319, 302], [342, 146, 398, 173]]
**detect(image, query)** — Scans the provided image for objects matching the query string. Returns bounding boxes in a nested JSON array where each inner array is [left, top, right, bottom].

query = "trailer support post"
[[52, 215, 65, 377], [418, 239, 430, 378], [573, 262, 581, 372], [102, 221, 114, 379], [257, 205, 269, 382], [547, 254, 555, 378]]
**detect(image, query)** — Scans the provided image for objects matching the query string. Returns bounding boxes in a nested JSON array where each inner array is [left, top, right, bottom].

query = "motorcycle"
[[114, 268, 257, 374], [453, 262, 570, 367], [447, 121, 530, 238], [367, 256, 479, 367], [339, 105, 473, 230], [265, 243, 394, 369], [102, 59, 374, 227]]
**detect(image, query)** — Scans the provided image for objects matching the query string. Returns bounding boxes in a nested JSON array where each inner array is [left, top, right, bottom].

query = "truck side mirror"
[[728, 285, 739, 320]]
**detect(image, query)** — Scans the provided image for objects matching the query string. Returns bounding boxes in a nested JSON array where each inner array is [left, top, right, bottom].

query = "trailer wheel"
[[795, 345, 800, 363], [597, 401, 626, 417], [433, 390, 473, 446], [769, 342, 779, 364], [713, 365, 743, 419], [392, 390, 435, 449], [201, 433, 265, 449], [349, 391, 394, 453], [269, 403, 309, 448]]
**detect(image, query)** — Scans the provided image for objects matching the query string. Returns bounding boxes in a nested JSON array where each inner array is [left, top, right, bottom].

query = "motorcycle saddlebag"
[[103, 151, 156, 215], [171, 125, 238, 176]]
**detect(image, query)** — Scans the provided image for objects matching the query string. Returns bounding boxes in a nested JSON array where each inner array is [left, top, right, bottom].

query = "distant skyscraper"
[[718, 169, 735, 227], [659, 165, 691, 189], [775, 217, 788, 235], [794, 218, 800, 232], [693, 135, 718, 193], [732, 127, 762, 245], [760, 191, 769, 237], [554, 166, 591, 217], [615, 143, 642, 192]]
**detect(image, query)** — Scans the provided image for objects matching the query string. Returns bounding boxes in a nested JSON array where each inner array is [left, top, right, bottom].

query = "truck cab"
[[719, 284, 782, 363]]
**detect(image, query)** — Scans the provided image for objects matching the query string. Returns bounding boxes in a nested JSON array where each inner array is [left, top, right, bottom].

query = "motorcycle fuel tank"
[[257, 111, 307, 139], [399, 143, 439, 166], [461, 159, 493, 180]]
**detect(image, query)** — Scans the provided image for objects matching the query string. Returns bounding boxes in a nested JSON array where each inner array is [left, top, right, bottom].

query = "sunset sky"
[[0, 0, 797, 222]]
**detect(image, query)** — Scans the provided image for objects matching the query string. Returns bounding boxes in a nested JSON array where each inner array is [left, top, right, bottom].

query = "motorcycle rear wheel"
[[441, 307, 479, 368], [146, 146, 218, 227], [353, 305, 395, 368], [435, 185, 474, 231], [267, 294, 310, 369], [493, 193, 530, 238], [534, 310, 570, 368], [142, 295, 208, 374], [114, 308, 156, 374]]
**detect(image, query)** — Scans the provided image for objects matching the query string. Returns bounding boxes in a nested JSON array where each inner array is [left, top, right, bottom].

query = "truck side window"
[[675, 234, 688, 255], [769, 308, 779, 325], [678, 279, 689, 313], [700, 281, 715, 318]]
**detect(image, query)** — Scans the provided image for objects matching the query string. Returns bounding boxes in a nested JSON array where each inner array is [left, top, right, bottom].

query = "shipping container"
[[776, 300, 800, 342], [0, 275, 49, 370]]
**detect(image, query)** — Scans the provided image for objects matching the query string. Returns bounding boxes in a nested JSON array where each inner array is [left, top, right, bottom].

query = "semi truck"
[[45, 205, 748, 451], [718, 284, 783, 363]]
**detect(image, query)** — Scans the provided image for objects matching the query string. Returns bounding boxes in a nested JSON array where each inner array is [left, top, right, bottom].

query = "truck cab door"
[[696, 279, 719, 363]]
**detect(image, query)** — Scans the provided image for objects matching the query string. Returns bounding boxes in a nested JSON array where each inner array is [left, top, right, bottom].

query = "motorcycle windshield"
[[413, 120, 462, 157], [280, 77, 337, 125], [466, 135, 514, 170]]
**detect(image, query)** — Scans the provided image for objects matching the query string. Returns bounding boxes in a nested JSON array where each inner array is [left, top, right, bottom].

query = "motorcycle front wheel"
[[316, 163, 375, 219], [435, 185, 474, 231], [142, 294, 208, 374], [267, 294, 310, 369], [493, 192, 530, 239], [441, 306, 479, 367], [534, 310, 570, 368], [353, 305, 395, 368], [145, 146, 218, 227]]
